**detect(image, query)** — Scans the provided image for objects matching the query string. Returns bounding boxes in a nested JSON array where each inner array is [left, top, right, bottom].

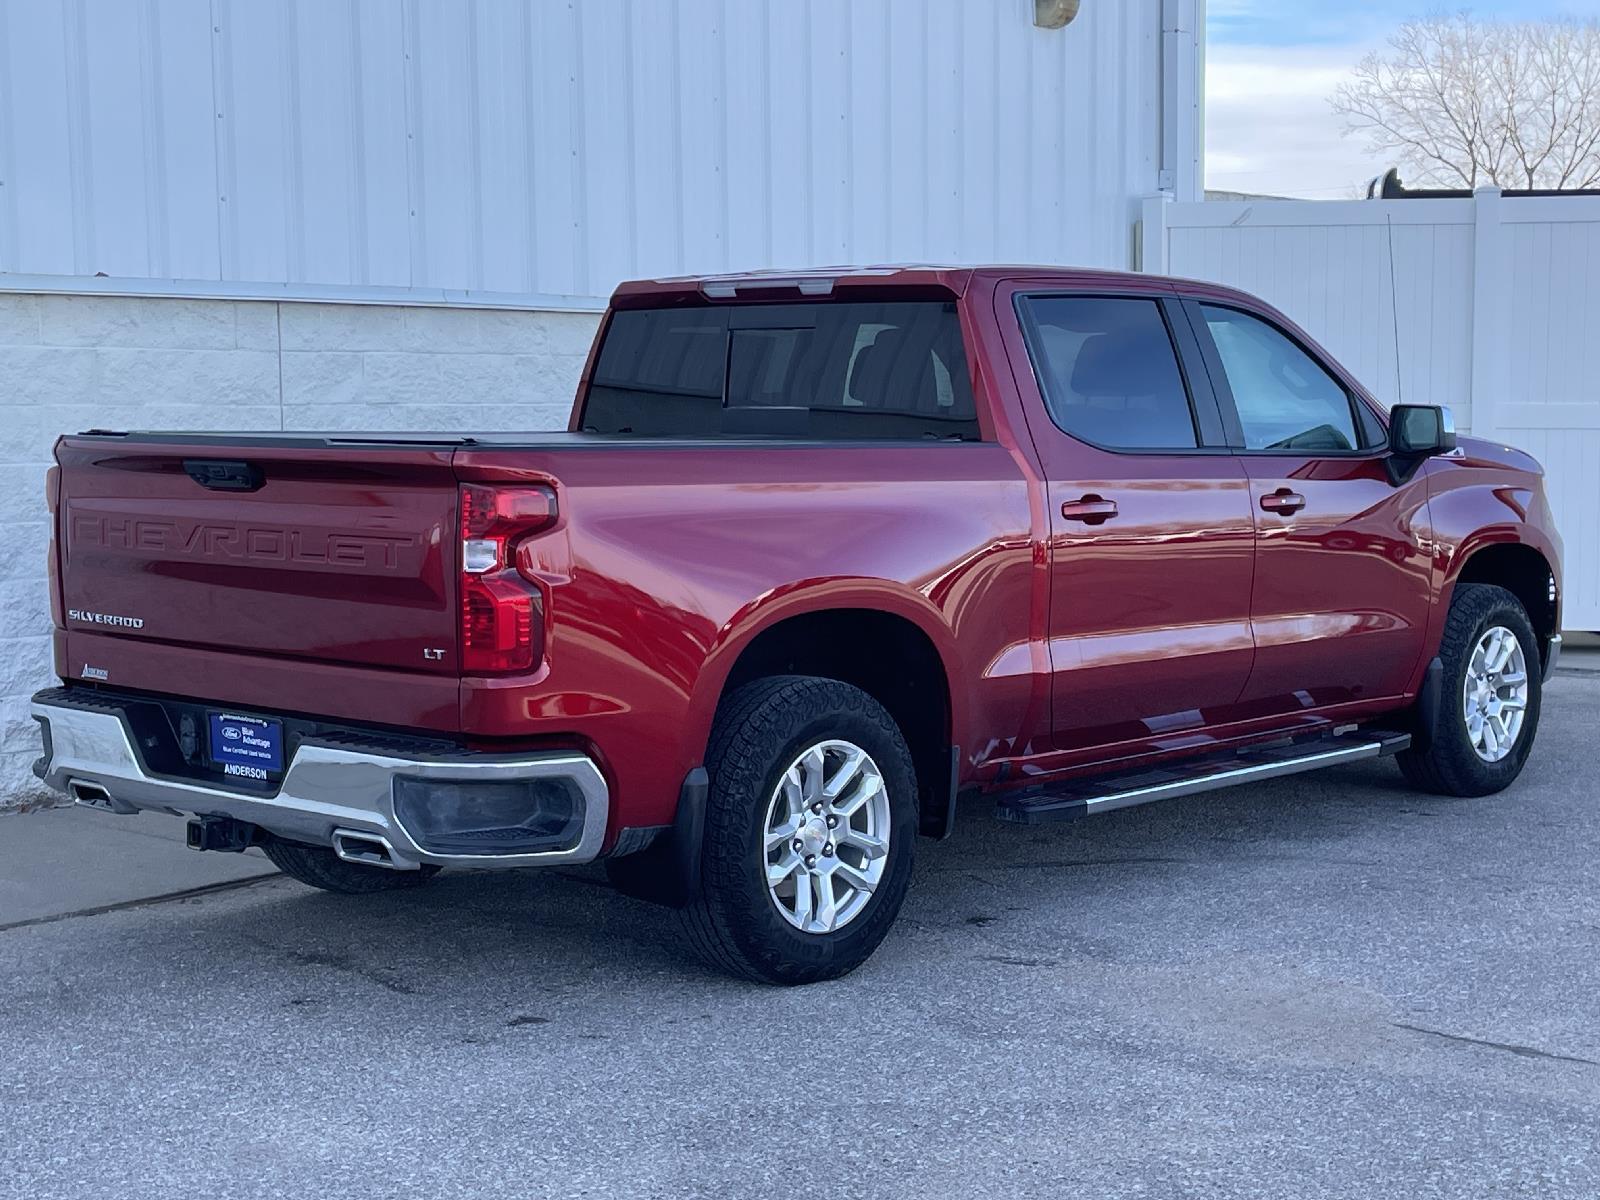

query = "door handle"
[[1260, 488, 1306, 515], [1061, 495, 1118, 525]]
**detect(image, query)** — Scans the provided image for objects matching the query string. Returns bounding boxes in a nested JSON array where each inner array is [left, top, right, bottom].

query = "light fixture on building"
[[1034, 0, 1081, 29]]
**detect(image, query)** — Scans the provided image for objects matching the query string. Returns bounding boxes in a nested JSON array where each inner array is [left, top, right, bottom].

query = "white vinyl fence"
[[1143, 190, 1600, 632]]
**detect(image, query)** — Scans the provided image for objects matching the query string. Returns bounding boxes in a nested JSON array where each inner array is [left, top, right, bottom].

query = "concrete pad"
[[1560, 630, 1600, 672], [0, 806, 276, 927]]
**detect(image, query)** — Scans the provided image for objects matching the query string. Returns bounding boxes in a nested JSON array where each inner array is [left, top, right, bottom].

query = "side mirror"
[[1385, 404, 1456, 485], [1389, 404, 1456, 457]]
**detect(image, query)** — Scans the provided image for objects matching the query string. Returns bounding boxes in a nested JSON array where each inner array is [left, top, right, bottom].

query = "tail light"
[[459, 483, 557, 674], [46, 465, 62, 628]]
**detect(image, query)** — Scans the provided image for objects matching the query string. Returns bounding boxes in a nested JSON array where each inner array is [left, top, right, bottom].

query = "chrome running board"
[[994, 730, 1411, 825]]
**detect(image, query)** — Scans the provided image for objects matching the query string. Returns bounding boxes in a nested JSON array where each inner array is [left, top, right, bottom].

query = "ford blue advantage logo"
[[208, 712, 283, 781]]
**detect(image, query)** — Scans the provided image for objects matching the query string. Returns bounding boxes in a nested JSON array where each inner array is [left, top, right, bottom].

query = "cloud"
[[1204, 0, 1600, 197], [1206, 42, 1390, 198]]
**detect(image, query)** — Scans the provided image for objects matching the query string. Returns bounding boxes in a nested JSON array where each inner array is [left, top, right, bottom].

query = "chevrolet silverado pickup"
[[32, 266, 1563, 984]]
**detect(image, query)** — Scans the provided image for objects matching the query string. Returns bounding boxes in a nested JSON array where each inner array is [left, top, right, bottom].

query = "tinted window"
[[582, 301, 977, 440], [1021, 297, 1198, 449], [1201, 305, 1361, 452]]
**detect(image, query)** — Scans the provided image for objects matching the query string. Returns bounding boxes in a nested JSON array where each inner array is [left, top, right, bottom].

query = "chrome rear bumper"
[[31, 692, 609, 870]]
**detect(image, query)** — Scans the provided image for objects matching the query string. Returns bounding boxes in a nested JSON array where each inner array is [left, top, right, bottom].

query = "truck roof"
[[611, 264, 1184, 304]]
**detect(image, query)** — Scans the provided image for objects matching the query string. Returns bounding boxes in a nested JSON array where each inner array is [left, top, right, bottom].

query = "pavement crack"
[[977, 954, 1063, 969], [987, 856, 1188, 872], [239, 933, 421, 995], [0, 873, 279, 935], [1393, 1022, 1599, 1067], [278, 947, 421, 995]]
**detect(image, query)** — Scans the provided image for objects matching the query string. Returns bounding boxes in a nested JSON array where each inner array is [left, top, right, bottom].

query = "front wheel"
[[680, 676, 918, 985], [1398, 582, 1543, 796]]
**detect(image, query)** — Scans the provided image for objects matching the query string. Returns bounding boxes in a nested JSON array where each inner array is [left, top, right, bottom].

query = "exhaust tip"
[[331, 830, 410, 871], [68, 780, 136, 815]]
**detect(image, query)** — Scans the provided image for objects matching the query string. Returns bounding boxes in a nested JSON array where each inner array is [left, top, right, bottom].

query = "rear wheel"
[[262, 839, 441, 894], [1398, 583, 1542, 796], [680, 676, 918, 985]]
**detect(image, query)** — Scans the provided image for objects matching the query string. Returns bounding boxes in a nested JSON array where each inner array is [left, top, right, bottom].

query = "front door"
[[1002, 285, 1259, 756], [1186, 300, 1434, 712]]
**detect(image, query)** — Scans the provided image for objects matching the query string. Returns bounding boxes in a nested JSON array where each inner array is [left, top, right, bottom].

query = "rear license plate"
[[208, 712, 284, 782]]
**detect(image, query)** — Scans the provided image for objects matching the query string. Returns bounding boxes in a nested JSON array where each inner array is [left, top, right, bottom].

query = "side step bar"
[[995, 730, 1411, 825]]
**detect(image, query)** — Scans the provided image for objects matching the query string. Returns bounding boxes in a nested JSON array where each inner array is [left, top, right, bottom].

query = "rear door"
[[56, 436, 461, 676], [1184, 299, 1433, 711], [998, 281, 1258, 754]]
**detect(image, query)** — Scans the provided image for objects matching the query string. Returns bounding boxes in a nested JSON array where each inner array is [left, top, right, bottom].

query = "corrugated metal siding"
[[0, 0, 1175, 300]]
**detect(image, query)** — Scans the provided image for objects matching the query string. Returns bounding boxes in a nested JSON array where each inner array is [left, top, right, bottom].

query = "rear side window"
[[582, 301, 977, 440], [1200, 305, 1363, 452], [1019, 296, 1198, 450]]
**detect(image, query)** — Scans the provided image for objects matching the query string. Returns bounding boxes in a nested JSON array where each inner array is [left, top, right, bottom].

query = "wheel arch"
[[1446, 537, 1559, 665], [694, 588, 961, 839]]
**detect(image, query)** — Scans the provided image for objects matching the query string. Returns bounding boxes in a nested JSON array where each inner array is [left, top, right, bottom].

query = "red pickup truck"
[[33, 266, 1563, 984]]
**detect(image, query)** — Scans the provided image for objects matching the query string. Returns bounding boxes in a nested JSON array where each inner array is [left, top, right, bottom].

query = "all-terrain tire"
[[262, 839, 442, 894], [680, 676, 918, 986], [1397, 582, 1542, 797]]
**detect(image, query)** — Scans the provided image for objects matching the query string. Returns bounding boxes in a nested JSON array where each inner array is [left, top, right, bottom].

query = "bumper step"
[[994, 729, 1412, 825], [31, 688, 611, 870]]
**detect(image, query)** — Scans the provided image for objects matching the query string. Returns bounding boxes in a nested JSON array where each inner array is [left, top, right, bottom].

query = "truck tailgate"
[[55, 436, 461, 682]]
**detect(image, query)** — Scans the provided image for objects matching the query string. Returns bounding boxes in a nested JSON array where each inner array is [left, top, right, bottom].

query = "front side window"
[[1020, 296, 1198, 450], [1200, 305, 1361, 453], [582, 301, 977, 440]]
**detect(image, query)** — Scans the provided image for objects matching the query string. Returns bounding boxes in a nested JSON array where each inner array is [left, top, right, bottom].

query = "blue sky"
[[1205, 1, 1600, 196], [1210, 0, 1597, 46]]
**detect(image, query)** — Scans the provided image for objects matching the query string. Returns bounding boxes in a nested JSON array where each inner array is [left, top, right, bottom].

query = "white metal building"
[[0, 0, 1205, 797]]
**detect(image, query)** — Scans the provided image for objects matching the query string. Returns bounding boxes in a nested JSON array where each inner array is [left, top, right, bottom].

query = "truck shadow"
[[174, 756, 1454, 1001]]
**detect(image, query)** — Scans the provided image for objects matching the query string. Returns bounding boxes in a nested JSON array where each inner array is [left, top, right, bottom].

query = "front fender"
[[1422, 457, 1563, 661]]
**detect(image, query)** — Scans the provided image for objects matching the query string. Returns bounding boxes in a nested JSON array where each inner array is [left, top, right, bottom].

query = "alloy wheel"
[[762, 739, 891, 934], [1463, 625, 1530, 763]]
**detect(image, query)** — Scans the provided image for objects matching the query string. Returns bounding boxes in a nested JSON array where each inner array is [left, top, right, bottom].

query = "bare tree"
[[1332, 13, 1600, 190]]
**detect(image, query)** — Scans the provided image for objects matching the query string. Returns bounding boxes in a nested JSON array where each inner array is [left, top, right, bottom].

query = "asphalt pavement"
[[2, 673, 1598, 1199]]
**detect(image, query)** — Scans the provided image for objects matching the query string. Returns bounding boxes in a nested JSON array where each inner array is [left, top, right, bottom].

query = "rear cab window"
[[1016, 295, 1201, 451], [580, 301, 979, 440]]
